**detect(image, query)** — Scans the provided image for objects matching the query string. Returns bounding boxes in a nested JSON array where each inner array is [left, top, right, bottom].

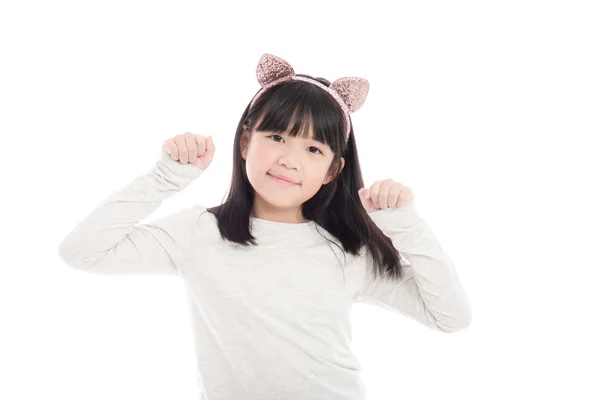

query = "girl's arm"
[[58, 151, 205, 276], [356, 200, 472, 333]]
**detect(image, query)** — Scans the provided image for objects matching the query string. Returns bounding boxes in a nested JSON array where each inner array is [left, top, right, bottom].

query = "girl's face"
[[240, 121, 345, 223]]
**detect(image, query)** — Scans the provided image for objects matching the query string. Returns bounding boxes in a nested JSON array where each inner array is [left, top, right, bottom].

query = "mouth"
[[268, 173, 299, 186]]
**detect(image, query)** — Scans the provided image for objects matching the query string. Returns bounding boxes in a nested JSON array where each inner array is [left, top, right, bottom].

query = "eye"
[[267, 134, 284, 143], [267, 135, 323, 155]]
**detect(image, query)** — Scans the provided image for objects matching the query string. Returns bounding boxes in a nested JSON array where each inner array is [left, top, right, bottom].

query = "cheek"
[[245, 144, 268, 170], [301, 169, 328, 193], [245, 161, 266, 184], [256, 146, 273, 164], [245, 147, 275, 187]]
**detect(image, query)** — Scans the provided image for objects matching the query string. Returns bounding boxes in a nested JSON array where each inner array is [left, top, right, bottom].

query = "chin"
[[258, 189, 302, 207]]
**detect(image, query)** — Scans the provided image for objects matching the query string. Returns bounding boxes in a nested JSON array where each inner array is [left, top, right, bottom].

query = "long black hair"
[[207, 74, 406, 281]]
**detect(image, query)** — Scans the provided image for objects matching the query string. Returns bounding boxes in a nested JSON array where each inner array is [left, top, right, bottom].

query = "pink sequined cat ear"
[[256, 53, 295, 88], [330, 77, 370, 113]]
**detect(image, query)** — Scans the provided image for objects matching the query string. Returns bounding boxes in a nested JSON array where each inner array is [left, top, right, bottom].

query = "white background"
[[1, 0, 598, 399]]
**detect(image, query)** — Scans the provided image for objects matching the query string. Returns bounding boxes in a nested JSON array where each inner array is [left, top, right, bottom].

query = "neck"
[[250, 201, 308, 224]]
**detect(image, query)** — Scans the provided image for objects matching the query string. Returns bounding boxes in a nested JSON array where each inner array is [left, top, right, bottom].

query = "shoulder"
[[189, 204, 219, 230], [191, 203, 208, 214], [189, 204, 212, 222]]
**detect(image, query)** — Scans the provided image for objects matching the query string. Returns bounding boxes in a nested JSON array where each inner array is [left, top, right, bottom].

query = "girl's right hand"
[[161, 133, 216, 170]]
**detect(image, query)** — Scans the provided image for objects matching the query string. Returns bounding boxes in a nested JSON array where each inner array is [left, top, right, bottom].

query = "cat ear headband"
[[249, 53, 369, 142]]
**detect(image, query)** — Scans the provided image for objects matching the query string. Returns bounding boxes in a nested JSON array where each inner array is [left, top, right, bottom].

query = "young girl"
[[58, 53, 471, 400]]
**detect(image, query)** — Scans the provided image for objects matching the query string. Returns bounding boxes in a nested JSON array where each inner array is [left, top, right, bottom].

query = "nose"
[[278, 146, 302, 169]]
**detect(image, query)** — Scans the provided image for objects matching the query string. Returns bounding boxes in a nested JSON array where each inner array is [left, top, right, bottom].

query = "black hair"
[[206, 74, 406, 282]]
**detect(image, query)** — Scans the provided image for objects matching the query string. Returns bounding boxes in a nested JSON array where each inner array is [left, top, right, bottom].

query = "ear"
[[323, 157, 345, 185], [240, 125, 250, 160]]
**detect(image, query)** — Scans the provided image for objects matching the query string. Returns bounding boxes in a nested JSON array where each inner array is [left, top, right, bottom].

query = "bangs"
[[250, 81, 347, 152]]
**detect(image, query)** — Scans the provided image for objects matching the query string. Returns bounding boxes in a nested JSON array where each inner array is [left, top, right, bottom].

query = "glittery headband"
[[249, 53, 369, 142]]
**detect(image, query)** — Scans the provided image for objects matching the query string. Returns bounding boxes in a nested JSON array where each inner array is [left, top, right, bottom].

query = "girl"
[[58, 53, 471, 400]]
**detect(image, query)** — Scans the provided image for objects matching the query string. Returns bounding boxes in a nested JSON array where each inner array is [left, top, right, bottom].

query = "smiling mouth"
[[268, 173, 299, 186]]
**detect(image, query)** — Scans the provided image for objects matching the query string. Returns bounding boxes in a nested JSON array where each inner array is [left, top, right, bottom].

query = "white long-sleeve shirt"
[[58, 150, 472, 400]]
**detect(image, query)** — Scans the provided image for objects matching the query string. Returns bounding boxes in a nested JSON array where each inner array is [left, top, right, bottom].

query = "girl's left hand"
[[358, 179, 414, 213]]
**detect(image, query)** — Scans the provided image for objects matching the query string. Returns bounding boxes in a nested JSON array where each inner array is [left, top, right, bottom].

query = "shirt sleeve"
[[58, 150, 206, 276], [355, 199, 472, 333]]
